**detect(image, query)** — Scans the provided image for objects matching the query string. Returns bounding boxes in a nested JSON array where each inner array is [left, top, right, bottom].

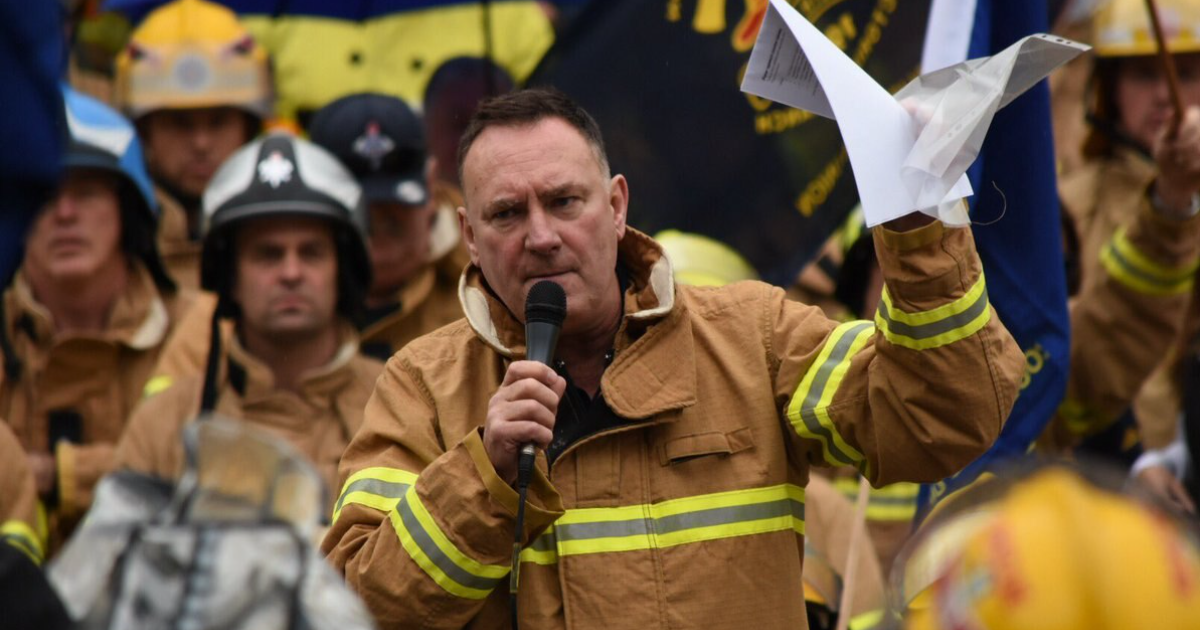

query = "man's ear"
[[609, 174, 629, 239], [458, 206, 480, 265]]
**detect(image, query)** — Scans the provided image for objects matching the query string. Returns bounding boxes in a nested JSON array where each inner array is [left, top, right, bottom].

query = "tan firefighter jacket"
[[116, 322, 383, 500], [0, 420, 45, 565], [322, 223, 1024, 630], [155, 186, 203, 292], [359, 206, 470, 360], [1048, 148, 1200, 446], [0, 263, 195, 548]]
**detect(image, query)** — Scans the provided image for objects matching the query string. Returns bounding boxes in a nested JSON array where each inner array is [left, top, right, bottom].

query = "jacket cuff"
[[1128, 193, 1200, 269], [874, 220, 982, 310], [462, 428, 563, 537], [55, 441, 115, 517]]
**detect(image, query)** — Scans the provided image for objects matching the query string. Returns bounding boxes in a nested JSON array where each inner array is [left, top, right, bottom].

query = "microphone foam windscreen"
[[525, 280, 567, 325]]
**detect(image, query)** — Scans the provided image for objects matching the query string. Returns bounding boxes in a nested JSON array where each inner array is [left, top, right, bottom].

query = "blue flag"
[[920, 0, 1071, 511]]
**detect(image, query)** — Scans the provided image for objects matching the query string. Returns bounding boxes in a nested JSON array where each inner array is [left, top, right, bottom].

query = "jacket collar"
[[457, 227, 694, 418], [225, 320, 362, 405], [6, 261, 170, 351]]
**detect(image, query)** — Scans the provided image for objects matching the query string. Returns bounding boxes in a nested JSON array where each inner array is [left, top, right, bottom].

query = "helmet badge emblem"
[[257, 151, 294, 188], [353, 121, 395, 171]]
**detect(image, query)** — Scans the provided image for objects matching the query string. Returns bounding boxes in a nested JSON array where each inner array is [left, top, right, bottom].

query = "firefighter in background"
[[895, 464, 1200, 629], [0, 87, 196, 553], [308, 93, 470, 361], [113, 0, 270, 290], [116, 133, 383, 504], [1051, 0, 1200, 511]]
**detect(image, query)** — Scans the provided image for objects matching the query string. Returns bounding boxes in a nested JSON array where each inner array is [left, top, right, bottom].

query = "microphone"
[[512, 281, 567, 628], [521, 280, 567, 459]]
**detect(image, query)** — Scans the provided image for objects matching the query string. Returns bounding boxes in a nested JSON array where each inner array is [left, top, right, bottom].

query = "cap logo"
[[258, 150, 294, 188], [396, 181, 425, 205], [172, 54, 212, 92], [353, 121, 395, 171]]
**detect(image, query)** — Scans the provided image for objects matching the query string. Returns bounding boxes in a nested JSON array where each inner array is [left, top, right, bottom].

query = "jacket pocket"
[[660, 427, 754, 466]]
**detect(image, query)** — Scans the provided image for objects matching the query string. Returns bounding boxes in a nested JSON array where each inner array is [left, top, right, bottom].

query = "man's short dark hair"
[[456, 87, 609, 184]]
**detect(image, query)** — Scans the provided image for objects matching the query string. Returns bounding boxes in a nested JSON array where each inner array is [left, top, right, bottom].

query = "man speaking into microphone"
[[323, 88, 1026, 630]]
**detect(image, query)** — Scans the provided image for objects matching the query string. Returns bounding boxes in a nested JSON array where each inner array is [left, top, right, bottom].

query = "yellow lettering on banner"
[[666, 0, 682, 22], [1021, 343, 1048, 391], [732, 0, 770, 51], [694, 0, 726, 33], [852, 0, 896, 66], [755, 107, 816, 134], [796, 149, 848, 216], [823, 12, 857, 50], [797, 0, 844, 21]]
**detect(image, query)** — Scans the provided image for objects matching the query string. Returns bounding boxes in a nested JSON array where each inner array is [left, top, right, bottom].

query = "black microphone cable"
[[510, 445, 536, 630], [511, 280, 566, 630]]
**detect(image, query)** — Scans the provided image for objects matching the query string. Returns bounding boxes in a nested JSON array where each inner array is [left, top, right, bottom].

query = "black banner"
[[529, 0, 931, 285]]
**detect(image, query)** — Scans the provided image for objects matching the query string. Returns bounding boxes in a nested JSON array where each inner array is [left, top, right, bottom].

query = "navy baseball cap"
[[308, 93, 429, 207]]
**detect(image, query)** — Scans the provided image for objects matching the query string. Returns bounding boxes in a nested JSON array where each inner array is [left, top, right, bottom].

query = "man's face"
[[459, 117, 628, 333], [368, 199, 436, 298], [232, 217, 339, 342], [25, 169, 125, 284], [1115, 53, 1200, 151], [141, 107, 251, 198]]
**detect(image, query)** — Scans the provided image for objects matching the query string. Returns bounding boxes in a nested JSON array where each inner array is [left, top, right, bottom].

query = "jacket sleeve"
[[772, 220, 1025, 486], [1048, 200, 1200, 446], [112, 381, 196, 483], [321, 354, 564, 629], [0, 421, 45, 565]]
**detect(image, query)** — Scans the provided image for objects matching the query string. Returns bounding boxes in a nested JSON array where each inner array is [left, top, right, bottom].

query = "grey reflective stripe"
[[554, 497, 805, 543], [396, 495, 507, 591], [1106, 243, 1193, 288], [529, 530, 557, 552], [334, 478, 412, 514], [658, 498, 805, 533], [876, 286, 989, 340], [796, 322, 872, 465]]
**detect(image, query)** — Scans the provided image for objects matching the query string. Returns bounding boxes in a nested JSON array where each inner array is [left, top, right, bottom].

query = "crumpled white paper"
[[740, 0, 1089, 227]]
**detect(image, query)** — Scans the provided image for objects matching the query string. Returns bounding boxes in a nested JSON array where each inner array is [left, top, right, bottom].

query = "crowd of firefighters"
[[1, 0, 1200, 628]]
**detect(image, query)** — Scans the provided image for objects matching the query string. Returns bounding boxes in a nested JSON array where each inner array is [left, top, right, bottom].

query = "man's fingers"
[[492, 419, 554, 451], [502, 360, 566, 390], [1167, 478, 1197, 514], [493, 398, 558, 431], [496, 377, 564, 410]]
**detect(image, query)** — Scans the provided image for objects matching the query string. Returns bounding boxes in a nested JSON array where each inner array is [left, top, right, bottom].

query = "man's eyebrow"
[[484, 197, 520, 214], [541, 184, 580, 200]]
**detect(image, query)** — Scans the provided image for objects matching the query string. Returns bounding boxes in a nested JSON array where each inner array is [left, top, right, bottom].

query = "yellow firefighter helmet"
[[1093, 0, 1200, 58], [655, 230, 758, 287], [113, 0, 271, 120], [900, 467, 1200, 630]]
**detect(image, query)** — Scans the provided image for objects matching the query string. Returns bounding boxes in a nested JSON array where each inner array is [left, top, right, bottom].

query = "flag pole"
[[1144, 0, 1185, 135]]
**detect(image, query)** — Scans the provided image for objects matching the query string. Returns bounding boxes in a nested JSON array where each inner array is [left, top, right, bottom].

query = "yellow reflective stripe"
[[1, 520, 44, 565], [1102, 227, 1198, 296], [787, 322, 873, 467], [389, 486, 508, 600], [142, 374, 174, 399], [331, 466, 419, 523], [832, 479, 919, 521], [849, 609, 888, 629], [521, 484, 805, 564], [875, 274, 990, 350]]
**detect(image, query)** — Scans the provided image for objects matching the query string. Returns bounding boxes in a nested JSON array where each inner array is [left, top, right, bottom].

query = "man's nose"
[[279, 251, 304, 282], [49, 194, 80, 222], [525, 208, 562, 253]]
